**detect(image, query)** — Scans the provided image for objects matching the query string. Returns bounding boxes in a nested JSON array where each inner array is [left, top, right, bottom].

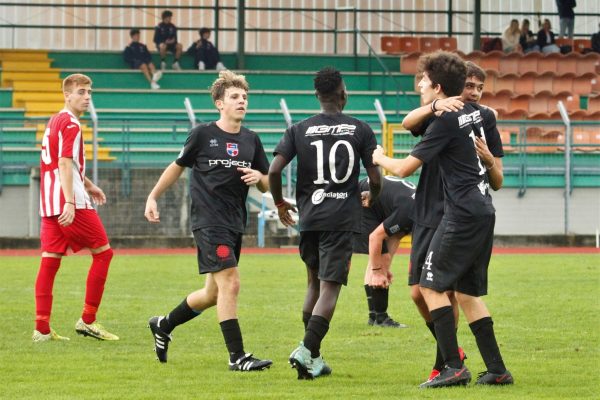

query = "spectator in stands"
[[501, 19, 521, 52], [154, 10, 183, 71], [124, 29, 162, 90], [537, 19, 561, 53], [187, 28, 226, 71], [556, 0, 576, 39], [583, 23, 600, 54], [519, 19, 540, 53]]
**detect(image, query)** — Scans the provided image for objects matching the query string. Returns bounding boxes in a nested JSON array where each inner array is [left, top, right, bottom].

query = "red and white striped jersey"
[[39, 109, 92, 217]]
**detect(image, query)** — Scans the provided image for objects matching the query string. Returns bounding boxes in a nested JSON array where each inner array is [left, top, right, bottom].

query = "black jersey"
[[274, 113, 377, 232], [411, 103, 501, 221], [153, 22, 178, 46], [176, 122, 270, 233], [359, 176, 415, 236], [123, 42, 152, 65], [409, 117, 445, 228]]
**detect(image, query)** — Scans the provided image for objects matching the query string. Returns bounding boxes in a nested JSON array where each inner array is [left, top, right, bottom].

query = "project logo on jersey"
[[311, 188, 348, 205], [226, 143, 239, 157]]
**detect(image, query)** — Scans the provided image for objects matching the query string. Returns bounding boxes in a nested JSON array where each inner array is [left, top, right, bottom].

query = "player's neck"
[[65, 104, 82, 119], [319, 102, 342, 115], [216, 118, 242, 134]]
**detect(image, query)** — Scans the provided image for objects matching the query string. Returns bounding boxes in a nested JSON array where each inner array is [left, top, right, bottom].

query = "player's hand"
[[58, 202, 75, 227], [238, 167, 262, 186], [86, 183, 106, 206], [144, 197, 160, 223], [386, 269, 394, 285], [475, 137, 494, 168], [369, 268, 389, 288], [436, 96, 464, 112], [372, 145, 385, 166], [361, 191, 371, 207], [276, 201, 297, 227]]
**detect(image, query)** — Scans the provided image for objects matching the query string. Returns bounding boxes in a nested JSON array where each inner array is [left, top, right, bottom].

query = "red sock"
[[35, 257, 61, 334], [82, 248, 113, 324]]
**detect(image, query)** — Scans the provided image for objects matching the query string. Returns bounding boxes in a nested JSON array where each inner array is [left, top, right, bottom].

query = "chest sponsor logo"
[[208, 159, 252, 168], [226, 142, 239, 157], [209, 139, 218, 147], [457, 110, 482, 128], [305, 124, 356, 136], [311, 188, 349, 205]]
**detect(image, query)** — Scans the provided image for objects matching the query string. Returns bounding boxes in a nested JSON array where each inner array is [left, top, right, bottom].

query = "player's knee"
[[454, 291, 477, 306], [410, 285, 424, 303], [93, 247, 114, 263]]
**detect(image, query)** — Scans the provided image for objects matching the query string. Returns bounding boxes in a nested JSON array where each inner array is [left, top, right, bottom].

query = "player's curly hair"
[[418, 51, 466, 97], [210, 70, 249, 102], [62, 73, 92, 93], [314, 67, 343, 96], [465, 61, 486, 82]]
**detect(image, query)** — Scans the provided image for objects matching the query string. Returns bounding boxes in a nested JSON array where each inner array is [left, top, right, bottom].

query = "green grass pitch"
[[1, 253, 598, 399]]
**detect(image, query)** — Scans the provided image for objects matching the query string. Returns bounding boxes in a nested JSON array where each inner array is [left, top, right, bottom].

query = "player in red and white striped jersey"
[[33, 73, 118, 343]]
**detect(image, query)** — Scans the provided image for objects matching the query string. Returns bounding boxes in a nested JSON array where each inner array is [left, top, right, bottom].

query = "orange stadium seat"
[[438, 37, 457, 52], [572, 73, 595, 95], [509, 94, 530, 115], [556, 53, 578, 75], [515, 71, 537, 95], [495, 73, 518, 93], [553, 93, 579, 113], [533, 72, 555, 94], [482, 69, 498, 94], [400, 52, 421, 74], [576, 53, 600, 75], [573, 39, 591, 53], [482, 91, 510, 113], [381, 36, 401, 53], [498, 52, 522, 75], [566, 110, 588, 120], [552, 72, 575, 93], [518, 52, 542, 75], [398, 37, 420, 53], [479, 50, 503, 70], [537, 52, 563, 74], [464, 50, 485, 65], [587, 94, 600, 113], [419, 37, 438, 53], [498, 108, 528, 120]]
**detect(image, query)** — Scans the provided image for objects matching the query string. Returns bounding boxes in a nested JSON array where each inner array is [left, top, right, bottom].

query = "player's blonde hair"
[[62, 73, 92, 93], [210, 70, 249, 103]]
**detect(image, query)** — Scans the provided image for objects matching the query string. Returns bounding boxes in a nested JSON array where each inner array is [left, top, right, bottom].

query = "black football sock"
[[220, 319, 245, 363], [303, 315, 330, 358], [161, 298, 202, 334], [426, 321, 444, 371], [469, 316, 506, 374], [372, 287, 389, 322], [302, 311, 312, 331], [430, 306, 461, 369], [364, 285, 375, 321]]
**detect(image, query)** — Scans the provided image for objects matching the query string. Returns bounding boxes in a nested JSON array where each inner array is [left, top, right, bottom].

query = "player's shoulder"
[[55, 110, 80, 126]]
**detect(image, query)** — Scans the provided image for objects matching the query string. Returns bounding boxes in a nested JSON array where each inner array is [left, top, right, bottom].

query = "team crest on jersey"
[[226, 143, 239, 157]]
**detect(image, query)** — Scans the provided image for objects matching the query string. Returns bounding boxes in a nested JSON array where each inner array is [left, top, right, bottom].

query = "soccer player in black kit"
[[353, 176, 415, 328], [144, 70, 272, 371], [269, 67, 381, 379], [373, 51, 513, 388], [402, 60, 503, 383]]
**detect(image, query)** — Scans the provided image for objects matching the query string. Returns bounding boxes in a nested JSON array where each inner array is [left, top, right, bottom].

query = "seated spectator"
[[501, 19, 521, 52], [124, 29, 162, 90], [187, 28, 226, 71], [537, 19, 561, 53], [154, 10, 183, 70], [583, 23, 600, 54], [519, 19, 540, 53]]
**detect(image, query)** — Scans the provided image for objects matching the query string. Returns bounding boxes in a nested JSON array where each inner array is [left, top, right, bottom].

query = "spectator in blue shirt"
[[153, 10, 183, 70], [124, 29, 162, 89]]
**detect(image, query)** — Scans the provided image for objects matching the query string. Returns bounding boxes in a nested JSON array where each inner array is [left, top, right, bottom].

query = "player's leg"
[[303, 266, 320, 330], [371, 236, 407, 328], [139, 63, 153, 83], [158, 43, 167, 70], [172, 43, 183, 69], [455, 214, 512, 385]]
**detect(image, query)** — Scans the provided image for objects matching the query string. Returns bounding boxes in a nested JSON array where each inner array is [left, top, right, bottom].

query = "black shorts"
[[164, 42, 178, 53], [352, 207, 387, 255], [408, 222, 437, 285], [130, 59, 147, 69], [419, 215, 495, 296], [193, 227, 242, 274], [300, 231, 353, 285]]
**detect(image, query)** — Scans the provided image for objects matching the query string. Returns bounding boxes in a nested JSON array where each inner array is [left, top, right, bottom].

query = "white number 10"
[[310, 140, 354, 184]]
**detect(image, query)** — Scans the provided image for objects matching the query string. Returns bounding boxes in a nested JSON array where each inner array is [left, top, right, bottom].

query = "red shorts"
[[41, 209, 109, 254]]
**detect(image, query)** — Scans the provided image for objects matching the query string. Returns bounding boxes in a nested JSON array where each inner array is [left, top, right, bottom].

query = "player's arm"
[[144, 162, 186, 223], [57, 157, 75, 226], [83, 176, 106, 205], [367, 223, 391, 288], [268, 154, 296, 226], [475, 135, 504, 190], [365, 165, 381, 206], [372, 145, 423, 178], [237, 167, 269, 193], [402, 96, 464, 131]]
